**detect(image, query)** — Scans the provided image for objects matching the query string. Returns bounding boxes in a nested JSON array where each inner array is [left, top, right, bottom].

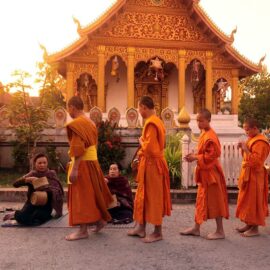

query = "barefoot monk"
[[65, 96, 113, 241], [180, 109, 229, 240], [236, 118, 269, 237], [128, 96, 171, 243]]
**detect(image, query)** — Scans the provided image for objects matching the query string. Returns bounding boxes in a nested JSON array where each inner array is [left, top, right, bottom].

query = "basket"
[[30, 191, 48, 206], [32, 176, 49, 190]]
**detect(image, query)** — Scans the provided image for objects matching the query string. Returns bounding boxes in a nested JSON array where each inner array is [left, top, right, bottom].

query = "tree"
[[36, 61, 66, 109], [6, 70, 50, 169], [238, 72, 270, 129]]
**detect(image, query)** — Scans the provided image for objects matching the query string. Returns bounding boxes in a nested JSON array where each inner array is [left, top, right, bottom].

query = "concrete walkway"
[[0, 203, 270, 270]]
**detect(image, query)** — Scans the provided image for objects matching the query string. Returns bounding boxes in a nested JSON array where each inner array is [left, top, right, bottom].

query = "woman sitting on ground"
[[105, 163, 133, 224], [3, 153, 64, 226]]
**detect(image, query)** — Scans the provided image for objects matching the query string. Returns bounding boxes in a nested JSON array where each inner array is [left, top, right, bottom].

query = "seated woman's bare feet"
[[142, 233, 163, 243], [180, 227, 200, 236], [65, 231, 89, 241], [236, 224, 251, 233], [127, 229, 146, 238], [91, 220, 107, 233], [240, 226, 260, 237], [206, 232, 225, 240], [3, 212, 15, 221]]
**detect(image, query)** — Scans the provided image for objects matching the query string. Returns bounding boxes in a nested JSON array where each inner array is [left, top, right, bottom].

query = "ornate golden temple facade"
[[46, 0, 263, 115]]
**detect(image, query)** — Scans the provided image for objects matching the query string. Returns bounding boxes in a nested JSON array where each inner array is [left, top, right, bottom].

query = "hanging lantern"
[[111, 56, 120, 82]]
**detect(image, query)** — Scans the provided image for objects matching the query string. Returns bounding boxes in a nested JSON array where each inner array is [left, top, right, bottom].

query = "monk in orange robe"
[[236, 118, 270, 237], [128, 96, 171, 243], [65, 96, 113, 241], [180, 109, 229, 240]]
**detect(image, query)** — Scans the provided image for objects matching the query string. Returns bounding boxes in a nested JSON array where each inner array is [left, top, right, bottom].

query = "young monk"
[[236, 118, 270, 237], [65, 96, 113, 241], [127, 95, 171, 243], [180, 108, 229, 240]]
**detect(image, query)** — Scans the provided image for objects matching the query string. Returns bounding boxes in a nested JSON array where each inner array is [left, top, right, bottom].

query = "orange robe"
[[66, 116, 113, 226], [133, 115, 171, 226], [236, 134, 270, 226], [195, 128, 229, 224]]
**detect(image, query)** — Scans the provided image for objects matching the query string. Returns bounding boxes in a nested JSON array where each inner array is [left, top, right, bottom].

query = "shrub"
[[97, 120, 125, 173], [165, 132, 183, 189]]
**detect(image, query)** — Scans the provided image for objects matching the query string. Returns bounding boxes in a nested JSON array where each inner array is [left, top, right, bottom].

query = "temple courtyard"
[[1, 203, 270, 270]]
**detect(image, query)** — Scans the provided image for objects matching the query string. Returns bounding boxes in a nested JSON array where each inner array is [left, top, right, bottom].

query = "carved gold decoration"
[[104, 46, 128, 64], [99, 12, 207, 43], [72, 44, 98, 58], [73, 63, 98, 88], [76, 73, 98, 111], [186, 50, 206, 67], [212, 69, 232, 86], [129, 0, 185, 9], [135, 47, 178, 67], [135, 81, 169, 116]]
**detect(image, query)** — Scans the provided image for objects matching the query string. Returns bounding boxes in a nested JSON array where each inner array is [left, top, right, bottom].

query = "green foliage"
[[239, 72, 270, 129], [97, 120, 126, 173], [6, 70, 51, 168], [36, 61, 66, 109], [12, 142, 29, 170], [165, 132, 183, 189]]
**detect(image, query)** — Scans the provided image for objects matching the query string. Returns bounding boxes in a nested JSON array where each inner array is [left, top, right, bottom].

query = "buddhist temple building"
[[46, 0, 264, 120]]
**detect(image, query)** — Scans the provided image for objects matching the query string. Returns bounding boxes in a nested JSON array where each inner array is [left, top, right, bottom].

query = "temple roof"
[[46, 0, 263, 75]]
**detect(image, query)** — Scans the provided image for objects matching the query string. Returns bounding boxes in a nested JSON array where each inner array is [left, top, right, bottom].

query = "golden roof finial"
[[259, 54, 266, 66], [230, 26, 237, 42], [73, 16, 82, 34], [39, 43, 48, 60]]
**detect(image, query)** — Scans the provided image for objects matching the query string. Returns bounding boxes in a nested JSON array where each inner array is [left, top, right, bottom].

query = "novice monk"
[[236, 118, 270, 237], [127, 95, 171, 243], [180, 109, 229, 240], [65, 96, 113, 241]]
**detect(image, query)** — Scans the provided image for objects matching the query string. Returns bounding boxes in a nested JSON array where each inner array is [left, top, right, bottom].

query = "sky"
[[0, 0, 270, 96]]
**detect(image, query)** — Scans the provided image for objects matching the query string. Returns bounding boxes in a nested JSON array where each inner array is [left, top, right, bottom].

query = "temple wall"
[[105, 58, 128, 114]]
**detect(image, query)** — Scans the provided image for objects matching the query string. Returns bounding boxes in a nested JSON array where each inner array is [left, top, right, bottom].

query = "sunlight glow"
[[0, 0, 269, 96]]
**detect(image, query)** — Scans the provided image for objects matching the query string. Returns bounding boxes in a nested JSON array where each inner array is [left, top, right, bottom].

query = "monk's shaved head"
[[139, 95, 155, 109], [68, 96, 84, 110], [198, 108, 211, 122], [244, 118, 260, 129]]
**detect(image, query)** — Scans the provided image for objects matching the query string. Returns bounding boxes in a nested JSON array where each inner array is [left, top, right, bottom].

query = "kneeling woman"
[[3, 153, 64, 226], [105, 163, 133, 224]]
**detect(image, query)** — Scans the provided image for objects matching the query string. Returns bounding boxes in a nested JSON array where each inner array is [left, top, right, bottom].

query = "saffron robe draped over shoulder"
[[66, 116, 113, 226], [194, 128, 229, 225], [133, 115, 171, 226], [236, 134, 270, 226]]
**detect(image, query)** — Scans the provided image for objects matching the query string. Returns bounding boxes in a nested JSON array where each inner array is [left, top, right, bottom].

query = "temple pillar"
[[66, 62, 75, 105], [127, 47, 135, 108], [231, 69, 239, 114], [97, 45, 106, 112], [205, 51, 213, 112], [178, 50, 186, 112]]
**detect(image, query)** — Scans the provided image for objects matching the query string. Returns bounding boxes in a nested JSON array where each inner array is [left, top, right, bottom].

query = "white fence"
[[181, 134, 270, 188]]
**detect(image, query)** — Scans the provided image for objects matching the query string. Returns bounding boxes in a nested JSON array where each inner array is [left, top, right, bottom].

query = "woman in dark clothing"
[[3, 153, 64, 226], [105, 163, 133, 224]]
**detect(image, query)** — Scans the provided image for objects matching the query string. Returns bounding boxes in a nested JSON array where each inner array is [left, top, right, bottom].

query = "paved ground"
[[0, 203, 270, 270]]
